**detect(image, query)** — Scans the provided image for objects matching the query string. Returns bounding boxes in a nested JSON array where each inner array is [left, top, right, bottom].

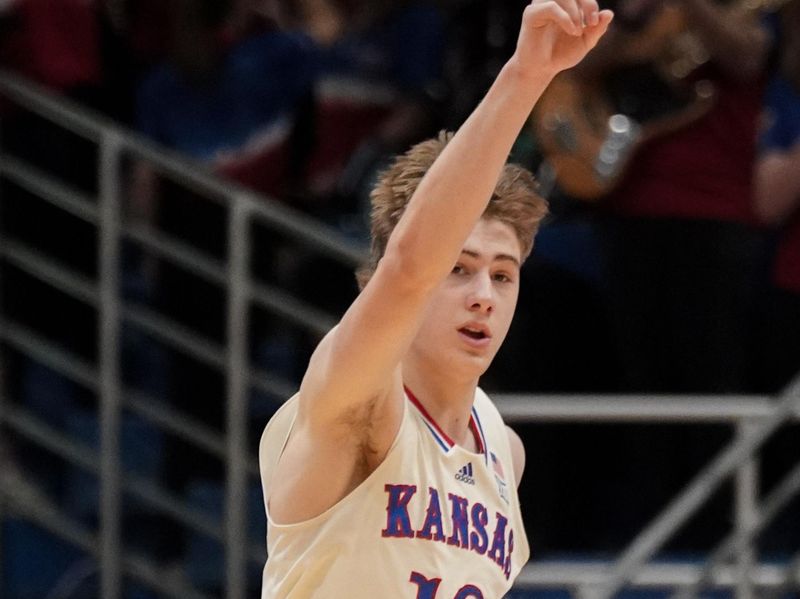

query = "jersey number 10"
[[410, 571, 484, 598]]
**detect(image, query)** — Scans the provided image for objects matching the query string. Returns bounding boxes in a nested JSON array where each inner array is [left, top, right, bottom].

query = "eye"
[[452, 264, 466, 275], [492, 272, 513, 283]]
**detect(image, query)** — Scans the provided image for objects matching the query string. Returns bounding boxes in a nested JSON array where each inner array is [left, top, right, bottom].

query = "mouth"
[[457, 324, 492, 347]]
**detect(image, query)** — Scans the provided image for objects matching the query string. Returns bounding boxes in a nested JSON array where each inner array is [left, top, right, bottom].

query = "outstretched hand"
[[514, 0, 614, 78]]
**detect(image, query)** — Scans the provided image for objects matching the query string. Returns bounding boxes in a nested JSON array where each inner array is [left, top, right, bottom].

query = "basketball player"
[[259, 2, 613, 596]]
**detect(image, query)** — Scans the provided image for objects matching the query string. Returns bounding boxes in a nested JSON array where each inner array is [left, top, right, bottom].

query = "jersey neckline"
[[404, 385, 487, 461]]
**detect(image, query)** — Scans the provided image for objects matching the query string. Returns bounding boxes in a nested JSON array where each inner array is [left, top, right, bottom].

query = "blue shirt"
[[136, 31, 319, 161], [761, 74, 800, 153], [319, 2, 445, 94]]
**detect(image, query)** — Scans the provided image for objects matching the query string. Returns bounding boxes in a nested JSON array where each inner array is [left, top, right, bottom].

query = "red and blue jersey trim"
[[471, 405, 489, 466], [405, 386, 486, 459]]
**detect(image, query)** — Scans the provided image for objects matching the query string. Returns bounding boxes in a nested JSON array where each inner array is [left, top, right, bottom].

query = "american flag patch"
[[490, 452, 505, 481]]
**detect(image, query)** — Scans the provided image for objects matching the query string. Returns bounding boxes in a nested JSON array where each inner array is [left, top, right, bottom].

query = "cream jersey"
[[259, 387, 530, 599]]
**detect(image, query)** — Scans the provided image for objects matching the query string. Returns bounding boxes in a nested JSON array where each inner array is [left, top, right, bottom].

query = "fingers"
[[554, 0, 584, 33], [582, 9, 614, 47], [576, 0, 600, 27], [528, 1, 581, 36], [529, 0, 602, 36]]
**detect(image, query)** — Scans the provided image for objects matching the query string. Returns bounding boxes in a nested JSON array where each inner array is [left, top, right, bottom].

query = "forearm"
[[385, 62, 553, 285], [679, 0, 769, 81], [383, 3, 613, 287], [755, 146, 800, 225]]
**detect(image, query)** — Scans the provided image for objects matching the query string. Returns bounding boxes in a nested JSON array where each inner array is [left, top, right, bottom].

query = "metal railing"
[[0, 70, 363, 599], [495, 386, 800, 598], [1, 70, 799, 599]]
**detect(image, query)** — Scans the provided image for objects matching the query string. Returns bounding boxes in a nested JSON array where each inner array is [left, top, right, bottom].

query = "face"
[[409, 218, 523, 381]]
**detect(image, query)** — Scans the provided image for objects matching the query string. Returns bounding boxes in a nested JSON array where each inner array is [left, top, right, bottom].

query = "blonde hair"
[[356, 131, 548, 289]]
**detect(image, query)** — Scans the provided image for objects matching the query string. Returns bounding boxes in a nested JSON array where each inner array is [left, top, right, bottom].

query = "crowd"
[[1, 0, 799, 595]]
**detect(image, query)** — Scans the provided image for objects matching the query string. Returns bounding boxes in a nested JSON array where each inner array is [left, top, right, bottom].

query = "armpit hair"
[[336, 396, 386, 467]]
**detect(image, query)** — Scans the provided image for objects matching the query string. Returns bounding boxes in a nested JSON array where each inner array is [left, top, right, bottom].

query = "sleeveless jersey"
[[259, 387, 530, 598]]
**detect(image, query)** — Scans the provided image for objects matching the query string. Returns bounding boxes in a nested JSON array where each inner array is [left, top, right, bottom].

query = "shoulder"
[[473, 386, 503, 417], [474, 388, 526, 487], [505, 426, 526, 488]]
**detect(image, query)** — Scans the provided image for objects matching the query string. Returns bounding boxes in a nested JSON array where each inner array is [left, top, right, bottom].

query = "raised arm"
[[296, 1, 612, 433]]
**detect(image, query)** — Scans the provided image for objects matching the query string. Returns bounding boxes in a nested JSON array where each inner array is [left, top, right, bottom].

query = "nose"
[[467, 272, 494, 314]]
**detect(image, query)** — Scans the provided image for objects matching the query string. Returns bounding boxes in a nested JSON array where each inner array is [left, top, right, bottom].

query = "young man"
[[259, 2, 612, 596]]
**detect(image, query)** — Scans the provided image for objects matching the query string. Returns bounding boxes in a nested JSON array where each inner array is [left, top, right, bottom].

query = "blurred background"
[[0, 0, 799, 597]]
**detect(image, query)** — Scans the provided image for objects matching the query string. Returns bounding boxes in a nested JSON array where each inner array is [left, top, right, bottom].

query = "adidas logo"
[[455, 462, 475, 485]]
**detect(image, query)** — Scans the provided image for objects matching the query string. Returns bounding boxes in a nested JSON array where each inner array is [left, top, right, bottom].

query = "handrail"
[[1, 318, 98, 390], [2, 400, 265, 565], [0, 318, 260, 475], [517, 561, 794, 588], [0, 239, 299, 398], [124, 223, 336, 336], [2, 238, 99, 306], [251, 281, 336, 337], [0, 70, 367, 267], [761, 551, 800, 599], [672, 459, 800, 599], [123, 222, 225, 283], [126, 389, 259, 477], [1, 151, 339, 338], [0, 65, 348, 599], [0, 466, 213, 599], [0, 154, 98, 223], [492, 394, 792, 422], [587, 371, 800, 599]]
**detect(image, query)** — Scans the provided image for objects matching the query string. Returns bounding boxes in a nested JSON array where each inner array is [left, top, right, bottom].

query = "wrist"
[[502, 56, 558, 97]]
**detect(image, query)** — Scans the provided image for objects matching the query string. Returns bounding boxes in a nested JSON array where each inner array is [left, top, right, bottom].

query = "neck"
[[401, 362, 479, 448]]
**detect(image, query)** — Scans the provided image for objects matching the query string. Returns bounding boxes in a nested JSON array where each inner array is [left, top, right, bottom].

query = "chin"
[[454, 349, 495, 378]]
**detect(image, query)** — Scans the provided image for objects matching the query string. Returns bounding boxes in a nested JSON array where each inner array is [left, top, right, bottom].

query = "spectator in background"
[[255, 0, 451, 396], [0, 0, 147, 514], [753, 0, 800, 396], [0, 0, 106, 385], [588, 0, 775, 395], [129, 0, 319, 353], [295, 0, 447, 231], [134, 0, 318, 200], [560, 0, 776, 550], [751, 1, 800, 556], [0, 0, 101, 98], [129, 1, 320, 550], [0, 0, 106, 190]]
